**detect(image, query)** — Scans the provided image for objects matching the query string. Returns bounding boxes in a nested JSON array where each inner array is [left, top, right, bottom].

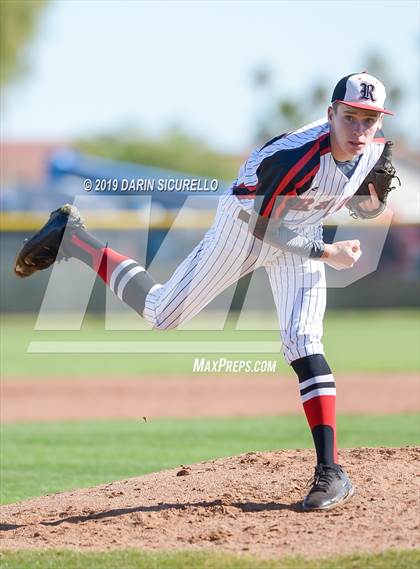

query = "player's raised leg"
[[14, 199, 274, 329]]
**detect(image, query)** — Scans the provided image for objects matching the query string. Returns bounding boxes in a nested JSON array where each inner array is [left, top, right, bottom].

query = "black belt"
[[236, 208, 269, 243], [237, 208, 251, 224]]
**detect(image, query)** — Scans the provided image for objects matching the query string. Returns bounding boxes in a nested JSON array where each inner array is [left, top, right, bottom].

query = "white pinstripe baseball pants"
[[142, 194, 326, 364]]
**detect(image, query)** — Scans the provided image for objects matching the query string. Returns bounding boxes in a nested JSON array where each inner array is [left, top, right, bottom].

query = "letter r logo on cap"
[[360, 83, 376, 102]]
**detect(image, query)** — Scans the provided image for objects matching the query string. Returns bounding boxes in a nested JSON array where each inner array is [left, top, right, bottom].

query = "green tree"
[[77, 127, 241, 181], [0, 0, 49, 87]]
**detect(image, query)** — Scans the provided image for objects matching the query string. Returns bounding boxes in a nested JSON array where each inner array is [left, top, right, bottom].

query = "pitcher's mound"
[[1, 447, 418, 558]]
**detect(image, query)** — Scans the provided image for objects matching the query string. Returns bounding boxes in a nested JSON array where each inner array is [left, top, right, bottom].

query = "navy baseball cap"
[[331, 72, 394, 116]]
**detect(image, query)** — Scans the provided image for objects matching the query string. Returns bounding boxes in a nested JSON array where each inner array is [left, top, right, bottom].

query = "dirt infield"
[[1, 447, 418, 557], [2, 375, 418, 558], [2, 373, 418, 422]]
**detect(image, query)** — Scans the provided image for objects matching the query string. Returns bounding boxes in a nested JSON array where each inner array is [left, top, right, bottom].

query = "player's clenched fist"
[[321, 240, 362, 270]]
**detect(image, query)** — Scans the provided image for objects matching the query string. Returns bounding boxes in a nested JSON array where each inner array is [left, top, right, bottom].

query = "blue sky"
[[2, 0, 419, 152]]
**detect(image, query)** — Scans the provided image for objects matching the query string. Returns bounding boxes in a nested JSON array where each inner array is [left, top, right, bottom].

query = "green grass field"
[[2, 414, 418, 505], [1, 309, 419, 377], [1, 549, 419, 569]]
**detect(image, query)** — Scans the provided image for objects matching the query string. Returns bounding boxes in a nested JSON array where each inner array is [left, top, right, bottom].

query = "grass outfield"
[[2, 414, 417, 505], [1, 549, 419, 569], [1, 309, 419, 377]]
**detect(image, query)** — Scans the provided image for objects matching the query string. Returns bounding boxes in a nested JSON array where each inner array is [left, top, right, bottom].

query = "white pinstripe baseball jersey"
[[232, 118, 385, 237]]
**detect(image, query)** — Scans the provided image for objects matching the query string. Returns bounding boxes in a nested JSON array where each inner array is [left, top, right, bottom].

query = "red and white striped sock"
[[67, 230, 158, 316], [291, 354, 337, 465]]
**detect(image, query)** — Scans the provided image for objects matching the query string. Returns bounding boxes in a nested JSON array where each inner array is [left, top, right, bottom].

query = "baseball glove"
[[346, 141, 400, 219]]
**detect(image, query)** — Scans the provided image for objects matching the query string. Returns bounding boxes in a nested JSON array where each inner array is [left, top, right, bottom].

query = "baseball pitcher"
[[15, 72, 399, 511]]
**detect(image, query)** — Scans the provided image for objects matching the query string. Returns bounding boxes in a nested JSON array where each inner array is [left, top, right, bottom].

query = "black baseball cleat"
[[14, 204, 86, 278], [302, 463, 355, 511]]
